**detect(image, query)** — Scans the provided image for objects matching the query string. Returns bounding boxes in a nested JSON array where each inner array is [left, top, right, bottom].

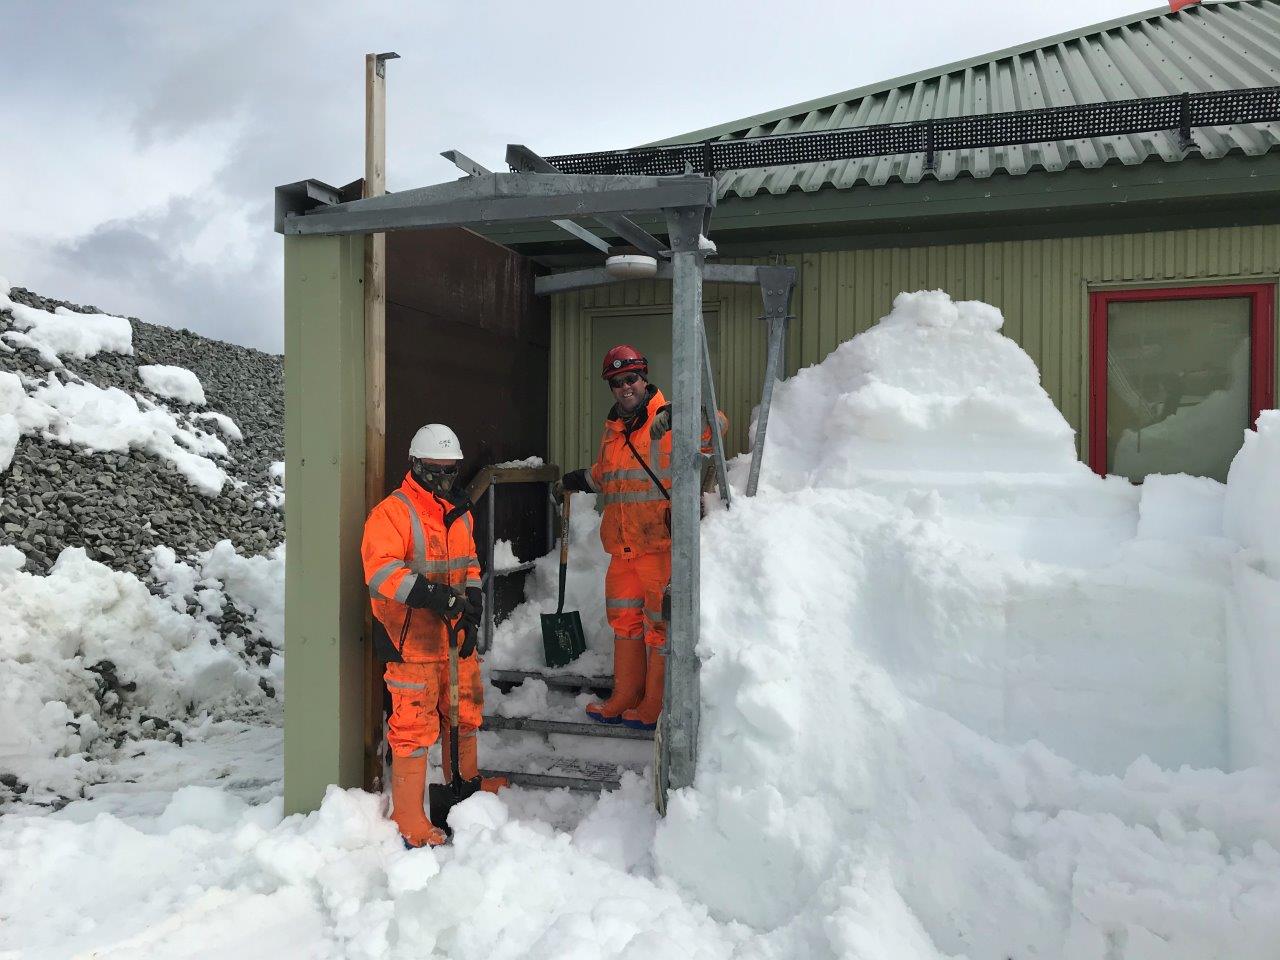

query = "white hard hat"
[[409, 423, 463, 460]]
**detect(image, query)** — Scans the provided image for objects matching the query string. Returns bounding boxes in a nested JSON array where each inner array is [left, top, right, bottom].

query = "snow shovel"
[[540, 491, 587, 668], [428, 615, 480, 837]]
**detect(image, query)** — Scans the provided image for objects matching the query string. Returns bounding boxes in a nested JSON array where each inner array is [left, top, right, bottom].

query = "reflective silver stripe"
[[368, 559, 408, 597], [466, 578, 482, 589], [393, 572, 418, 603], [599, 490, 669, 506], [387, 679, 426, 690], [462, 513, 473, 535], [645, 608, 663, 622], [390, 491, 426, 566], [408, 556, 477, 575], [607, 597, 644, 608], [602, 469, 655, 482], [407, 746, 428, 757]]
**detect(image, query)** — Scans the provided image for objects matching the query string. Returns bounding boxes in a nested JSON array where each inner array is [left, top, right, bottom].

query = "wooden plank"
[[363, 52, 389, 795]]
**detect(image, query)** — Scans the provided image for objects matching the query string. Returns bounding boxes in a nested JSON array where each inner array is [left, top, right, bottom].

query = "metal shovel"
[[428, 616, 480, 837], [540, 491, 587, 668]]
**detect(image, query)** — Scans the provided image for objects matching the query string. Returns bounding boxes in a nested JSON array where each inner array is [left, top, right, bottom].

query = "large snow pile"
[[3, 290, 1278, 960], [0, 281, 283, 576], [0, 539, 284, 809]]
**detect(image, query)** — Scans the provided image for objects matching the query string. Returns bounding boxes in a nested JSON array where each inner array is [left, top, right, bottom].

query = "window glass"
[[1107, 297, 1251, 482]]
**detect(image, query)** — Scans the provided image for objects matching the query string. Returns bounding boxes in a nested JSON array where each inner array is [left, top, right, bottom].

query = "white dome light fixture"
[[604, 253, 659, 280]]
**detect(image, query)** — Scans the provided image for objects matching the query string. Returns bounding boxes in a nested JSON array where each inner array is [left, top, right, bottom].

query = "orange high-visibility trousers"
[[604, 550, 670, 650], [384, 658, 484, 758]]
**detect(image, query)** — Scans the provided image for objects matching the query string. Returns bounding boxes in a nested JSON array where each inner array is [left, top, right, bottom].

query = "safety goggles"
[[414, 461, 459, 478], [608, 373, 642, 389]]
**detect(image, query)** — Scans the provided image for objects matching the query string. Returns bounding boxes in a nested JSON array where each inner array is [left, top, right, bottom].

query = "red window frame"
[[1088, 283, 1276, 476]]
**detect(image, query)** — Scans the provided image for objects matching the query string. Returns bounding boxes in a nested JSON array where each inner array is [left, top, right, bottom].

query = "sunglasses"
[[415, 462, 459, 476], [609, 373, 642, 389]]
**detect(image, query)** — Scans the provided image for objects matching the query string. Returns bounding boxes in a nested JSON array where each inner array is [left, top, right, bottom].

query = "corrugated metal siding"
[[548, 225, 1280, 471], [666, 0, 1280, 197]]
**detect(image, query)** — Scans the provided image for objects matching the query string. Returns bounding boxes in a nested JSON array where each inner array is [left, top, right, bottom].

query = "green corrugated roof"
[[650, 0, 1280, 198]]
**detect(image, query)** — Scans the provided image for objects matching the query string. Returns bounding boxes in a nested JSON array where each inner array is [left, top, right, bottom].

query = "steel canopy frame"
[[276, 168, 718, 801]]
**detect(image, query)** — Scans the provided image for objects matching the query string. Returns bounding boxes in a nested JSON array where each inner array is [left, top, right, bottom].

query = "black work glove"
[[460, 621, 478, 659], [461, 587, 483, 630], [559, 469, 592, 496], [650, 403, 672, 441], [459, 587, 482, 658], [403, 578, 464, 619]]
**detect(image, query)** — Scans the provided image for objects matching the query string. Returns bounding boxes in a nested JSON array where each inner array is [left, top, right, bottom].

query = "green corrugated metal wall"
[[549, 224, 1280, 471]]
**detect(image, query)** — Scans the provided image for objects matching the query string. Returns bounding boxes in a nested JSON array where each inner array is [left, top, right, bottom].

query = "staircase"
[[482, 669, 653, 793]]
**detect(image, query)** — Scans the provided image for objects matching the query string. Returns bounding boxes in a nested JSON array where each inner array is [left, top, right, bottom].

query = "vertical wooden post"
[[362, 51, 395, 793]]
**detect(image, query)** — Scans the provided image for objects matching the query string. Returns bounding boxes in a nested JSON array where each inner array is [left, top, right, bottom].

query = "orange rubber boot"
[[620, 647, 665, 730], [586, 636, 646, 724], [389, 754, 447, 848], [445, 728, 509, 793]]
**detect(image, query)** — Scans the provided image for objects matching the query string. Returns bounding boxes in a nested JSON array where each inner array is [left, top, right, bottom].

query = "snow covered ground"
[[3, 290, 1279, 959]]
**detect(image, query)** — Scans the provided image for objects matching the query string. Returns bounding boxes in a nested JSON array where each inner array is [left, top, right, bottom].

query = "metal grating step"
[[483, 714, 654, 741], [489, 668, 613, 693], [483, 756, 644, 792]]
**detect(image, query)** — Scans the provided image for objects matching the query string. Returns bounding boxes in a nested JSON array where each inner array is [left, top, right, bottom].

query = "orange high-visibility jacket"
[[362, 473, 482, 663], [584, 386, 727, 557]]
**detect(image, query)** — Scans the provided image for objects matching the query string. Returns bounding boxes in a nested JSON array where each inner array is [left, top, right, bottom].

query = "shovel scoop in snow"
[[540, 491, 587, 668]]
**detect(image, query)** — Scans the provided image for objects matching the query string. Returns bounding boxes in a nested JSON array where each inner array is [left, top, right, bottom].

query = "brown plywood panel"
[[386, 227, 551, 569]]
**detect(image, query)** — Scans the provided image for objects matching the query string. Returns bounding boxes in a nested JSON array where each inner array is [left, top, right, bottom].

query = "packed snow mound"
[[755, 290, 1080, 483], [1223, 411, 1280, 772], [1225, 409, 1280, 573], [0, 277, 133, 367], [481, 292, 1280, 957], [138, 363, 207, 406]]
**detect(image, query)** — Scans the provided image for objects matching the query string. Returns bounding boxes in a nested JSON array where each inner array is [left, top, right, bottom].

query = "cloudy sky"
[[1, 0, 1155, 353]]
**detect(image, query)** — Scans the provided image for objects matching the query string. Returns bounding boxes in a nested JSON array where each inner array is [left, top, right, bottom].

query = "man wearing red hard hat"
[[557, 346, 726, 729]]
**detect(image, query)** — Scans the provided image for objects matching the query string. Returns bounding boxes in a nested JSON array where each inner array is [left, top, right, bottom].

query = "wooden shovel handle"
[[560, 491, 572, 564]]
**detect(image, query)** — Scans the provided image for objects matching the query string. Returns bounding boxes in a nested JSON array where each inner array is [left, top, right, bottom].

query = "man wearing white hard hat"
[[361, 423, 507, 847]]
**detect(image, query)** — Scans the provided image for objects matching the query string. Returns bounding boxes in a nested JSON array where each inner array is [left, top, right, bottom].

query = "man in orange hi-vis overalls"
[[362, 423, 507, 848], [559, 346, 726, 731]]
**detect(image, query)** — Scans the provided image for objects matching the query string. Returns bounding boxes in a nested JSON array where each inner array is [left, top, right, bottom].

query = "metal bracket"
[[1178, 91, 1196, 151], [508, 144, 673, 258], [442, 150, 613, 253], [745, 265, 796, 497], [274, 179, 342, 234], [374, 51, 400, 78]]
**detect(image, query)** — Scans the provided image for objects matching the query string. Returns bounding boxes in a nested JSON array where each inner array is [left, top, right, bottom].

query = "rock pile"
[[0, 286, 283, 578]]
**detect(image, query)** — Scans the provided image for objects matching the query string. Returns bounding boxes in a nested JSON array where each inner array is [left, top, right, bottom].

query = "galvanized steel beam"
[[745, 266, 796, 497], [662, 204, 708, 797], [506, 144, 676, 258], [534, 262, 795, 297], [275, 172, 715, 237], [441, 150, 613, 254]]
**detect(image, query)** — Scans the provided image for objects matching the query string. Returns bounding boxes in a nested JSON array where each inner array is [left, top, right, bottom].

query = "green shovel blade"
[[540, 611, 587, 668]]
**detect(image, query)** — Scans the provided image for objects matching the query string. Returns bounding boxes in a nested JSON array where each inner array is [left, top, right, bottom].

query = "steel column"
[[484, 477, 496, 654], [661, 205, 708, 796], [700, 313, 731, 507], [745, 266, 796, 497]]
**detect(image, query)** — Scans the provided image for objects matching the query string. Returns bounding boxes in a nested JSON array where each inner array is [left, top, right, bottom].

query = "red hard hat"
[[601, 345, 648, 381]]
